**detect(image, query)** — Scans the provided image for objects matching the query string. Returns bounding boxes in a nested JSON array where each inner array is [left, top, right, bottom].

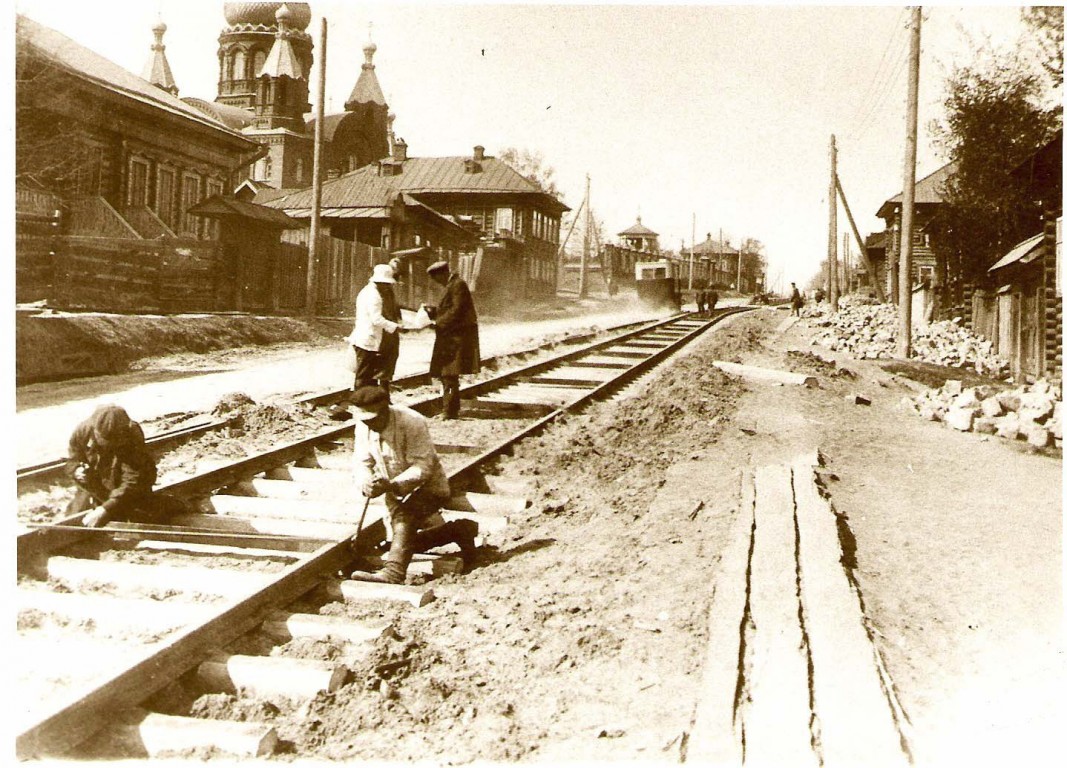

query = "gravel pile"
[[906, 378, 1062, 449], [804, 300, 1009, 378]]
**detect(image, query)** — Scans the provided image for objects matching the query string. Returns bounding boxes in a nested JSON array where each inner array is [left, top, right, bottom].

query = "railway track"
[[16, 307, 751, 759], [15, 316, 657, 489]]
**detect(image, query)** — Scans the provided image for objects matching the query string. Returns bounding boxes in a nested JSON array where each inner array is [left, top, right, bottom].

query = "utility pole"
[[835, 175, 886, 302], [688, 212, 695, 291], [579, 173, 590, 298], [898, 6, 921, 358], [306, 17, 327, 316], [828, 133, 838, 311]]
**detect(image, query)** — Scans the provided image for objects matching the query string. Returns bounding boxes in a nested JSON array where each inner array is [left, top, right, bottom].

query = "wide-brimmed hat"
[[370, 263, 396, 284], [427, 260, 449, 275], [350, 385, 390, 421]]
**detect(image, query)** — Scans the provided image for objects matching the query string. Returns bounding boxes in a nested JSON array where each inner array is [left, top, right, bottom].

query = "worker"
[[424, 260, 480, 420], [66, 404, 178, 527], [348, 385, 479, 584], [790, 282, 804, 316], [347, 263, 403, 393], [706, 288, 719, 312]]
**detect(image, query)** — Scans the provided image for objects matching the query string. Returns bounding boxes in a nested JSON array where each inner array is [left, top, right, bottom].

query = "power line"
[[845, 7, 908, 135], [847, 35, 912, 142]]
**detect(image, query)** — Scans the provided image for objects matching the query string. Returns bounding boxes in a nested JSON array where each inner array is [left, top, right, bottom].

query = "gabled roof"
[[619, 219, 658, 237], [877, 162, 957, 219], [187, 195, 303, 228], [16, 14, 250, 144], [865, 231, 887, 251], [264, 154, 570, 213]]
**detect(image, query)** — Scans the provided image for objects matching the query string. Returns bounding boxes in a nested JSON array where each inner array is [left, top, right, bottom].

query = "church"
[[173, 2, 391, 192]]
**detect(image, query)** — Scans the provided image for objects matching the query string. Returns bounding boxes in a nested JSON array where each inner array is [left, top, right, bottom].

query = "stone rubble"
[[802, 300, 1010, 379], [906, 378, 1062, 449]]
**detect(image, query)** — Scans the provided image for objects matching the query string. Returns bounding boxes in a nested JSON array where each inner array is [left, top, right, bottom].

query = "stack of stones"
[[805, 302, 1008, 378], [907, 378, 1062, 449]]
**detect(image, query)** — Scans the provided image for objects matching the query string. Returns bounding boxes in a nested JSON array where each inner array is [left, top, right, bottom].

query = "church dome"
[[224, 2, 312, 30]]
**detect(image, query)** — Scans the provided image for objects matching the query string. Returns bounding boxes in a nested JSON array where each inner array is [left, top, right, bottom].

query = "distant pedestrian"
[[347, 263, 403, 394], [425, 261, 480, 419], [790, 282, 803, 316], [66, 404, 184, 527], [707, 288, 719, 312]]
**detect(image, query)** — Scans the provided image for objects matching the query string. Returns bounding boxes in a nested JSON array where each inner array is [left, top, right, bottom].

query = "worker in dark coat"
[[425, 261, 480, 419], [66, 404, 175, 527]]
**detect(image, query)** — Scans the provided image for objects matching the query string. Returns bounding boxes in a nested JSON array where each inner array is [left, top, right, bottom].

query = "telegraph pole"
[[828, 134, 838, 311], [579, 174, 590, 298], [306, 17, 327, 316], [897, 6, 921, 358]]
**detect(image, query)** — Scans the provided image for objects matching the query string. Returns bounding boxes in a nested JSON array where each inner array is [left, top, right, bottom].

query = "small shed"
[[984, 234, 1047, 381]]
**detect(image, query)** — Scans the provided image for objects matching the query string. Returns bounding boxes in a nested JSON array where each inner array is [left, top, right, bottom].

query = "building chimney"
[[394, 138, 407, 162], [473, 145, 485, 161]]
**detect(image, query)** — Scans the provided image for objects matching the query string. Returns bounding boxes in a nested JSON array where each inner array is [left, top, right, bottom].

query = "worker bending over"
[[67, 403, 182, 527], [349, 385, 479, 583]]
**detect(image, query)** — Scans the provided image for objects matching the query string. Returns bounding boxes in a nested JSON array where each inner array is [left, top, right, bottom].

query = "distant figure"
[[790, 282, 804, 316], [814, 288, 825, 303], [66, 404, 181, 527], [695, 289, 705, 315], [425, 261, 480, 420], [348, 263, 403, 394], [348, 386, 479, 584], [707, 288, 719, 312]]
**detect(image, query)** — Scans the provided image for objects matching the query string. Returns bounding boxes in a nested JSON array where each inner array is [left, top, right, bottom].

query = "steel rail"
[[16, 316, 660, 487], [16, 307, 751, 758]]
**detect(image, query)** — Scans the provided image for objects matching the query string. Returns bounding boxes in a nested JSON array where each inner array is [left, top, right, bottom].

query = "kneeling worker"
[[67, 403, 179, 527], [349, 385, 478, 583]]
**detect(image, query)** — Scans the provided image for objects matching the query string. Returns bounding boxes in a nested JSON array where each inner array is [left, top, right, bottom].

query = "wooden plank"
[[235, 477, 354, 501], [326, 579, 435, 608], [687, 469, 754, 764], [112, 710, 277, 758], [18, 537, 355, 758], [792, 456, 908, 766], [712, 360, 819, 388], [447, 491, 527, 517], [46, 557, 274, 599], [741, 463, 818, 767], [200, 493, 364, 524], [440, 510, 509, 533], [261, 612, 391, 645], [17, 590, 215, 631], [103, 522, 327, 553], [133, 540, 304, 561], [198, 654, 347, 699], [266, 466, 351, 483]]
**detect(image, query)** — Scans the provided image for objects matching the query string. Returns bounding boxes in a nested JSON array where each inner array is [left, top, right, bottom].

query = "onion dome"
[[223, 2, 311, 30]]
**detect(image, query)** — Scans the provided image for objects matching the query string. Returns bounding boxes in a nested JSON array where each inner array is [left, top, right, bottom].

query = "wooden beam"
[[712, 361, 819, 388], [18, 537, 356, 758], [46, 556, 275, 599], [197, 654, 347, 699], [17, 590, 215, 632], [261, 611, 391, 645], [165, 513, 355, 540], [325, 578, 435, 608], [792, 456, 908, 765], [111, 710, 277, 758], [686, 469, 754, 764]]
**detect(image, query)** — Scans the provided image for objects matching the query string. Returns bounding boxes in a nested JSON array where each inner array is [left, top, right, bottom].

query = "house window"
[[156, 167, 176, 228], [181, 172, 201, 237], [205, 178, 223, 239], [496, 207, 513, 234], [233, 49, 246, 81], [253, 50, 266, 78], [918, 265, 934, 284], [128, 158, 149, 207], [295, 158, 304, 184]]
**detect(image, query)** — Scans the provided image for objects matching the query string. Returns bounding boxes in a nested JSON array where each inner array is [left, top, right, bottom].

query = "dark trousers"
[[66, 486, 185, 524], [440, 376, 460, 418]]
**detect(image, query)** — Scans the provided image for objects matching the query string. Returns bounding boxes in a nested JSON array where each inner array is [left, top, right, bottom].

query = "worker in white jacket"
[[348, 385, 479, 584], [347, 263, 402, 393]]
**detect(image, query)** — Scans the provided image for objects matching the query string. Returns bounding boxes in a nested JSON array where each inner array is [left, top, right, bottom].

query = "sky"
[[9, 1, 1038, 292]]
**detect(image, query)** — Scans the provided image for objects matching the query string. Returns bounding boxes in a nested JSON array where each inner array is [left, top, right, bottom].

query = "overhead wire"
[[845, 9, 913, 142], [847, 28, 913, 143], [845, 7, 908, 135]]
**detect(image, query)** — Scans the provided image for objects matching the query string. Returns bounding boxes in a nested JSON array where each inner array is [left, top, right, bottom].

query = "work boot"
[[414, 519, 480, 570], [350, 519, 415, 584]]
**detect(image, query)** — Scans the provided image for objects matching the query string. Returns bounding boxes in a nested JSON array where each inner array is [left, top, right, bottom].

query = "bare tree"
[[497, 146, 561, 198]]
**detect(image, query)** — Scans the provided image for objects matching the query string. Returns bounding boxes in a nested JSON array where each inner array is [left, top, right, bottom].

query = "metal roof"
[[618, 219, 659, 237], [988, 233, 1045, 272], [283, 207, 389, 219], [16, 14, 251, 144], [183, 98, 256, 131]]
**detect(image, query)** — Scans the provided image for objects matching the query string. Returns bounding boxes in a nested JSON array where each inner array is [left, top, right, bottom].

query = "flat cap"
[[350, 385, 390, 421], [427, 260, 449, 275]]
